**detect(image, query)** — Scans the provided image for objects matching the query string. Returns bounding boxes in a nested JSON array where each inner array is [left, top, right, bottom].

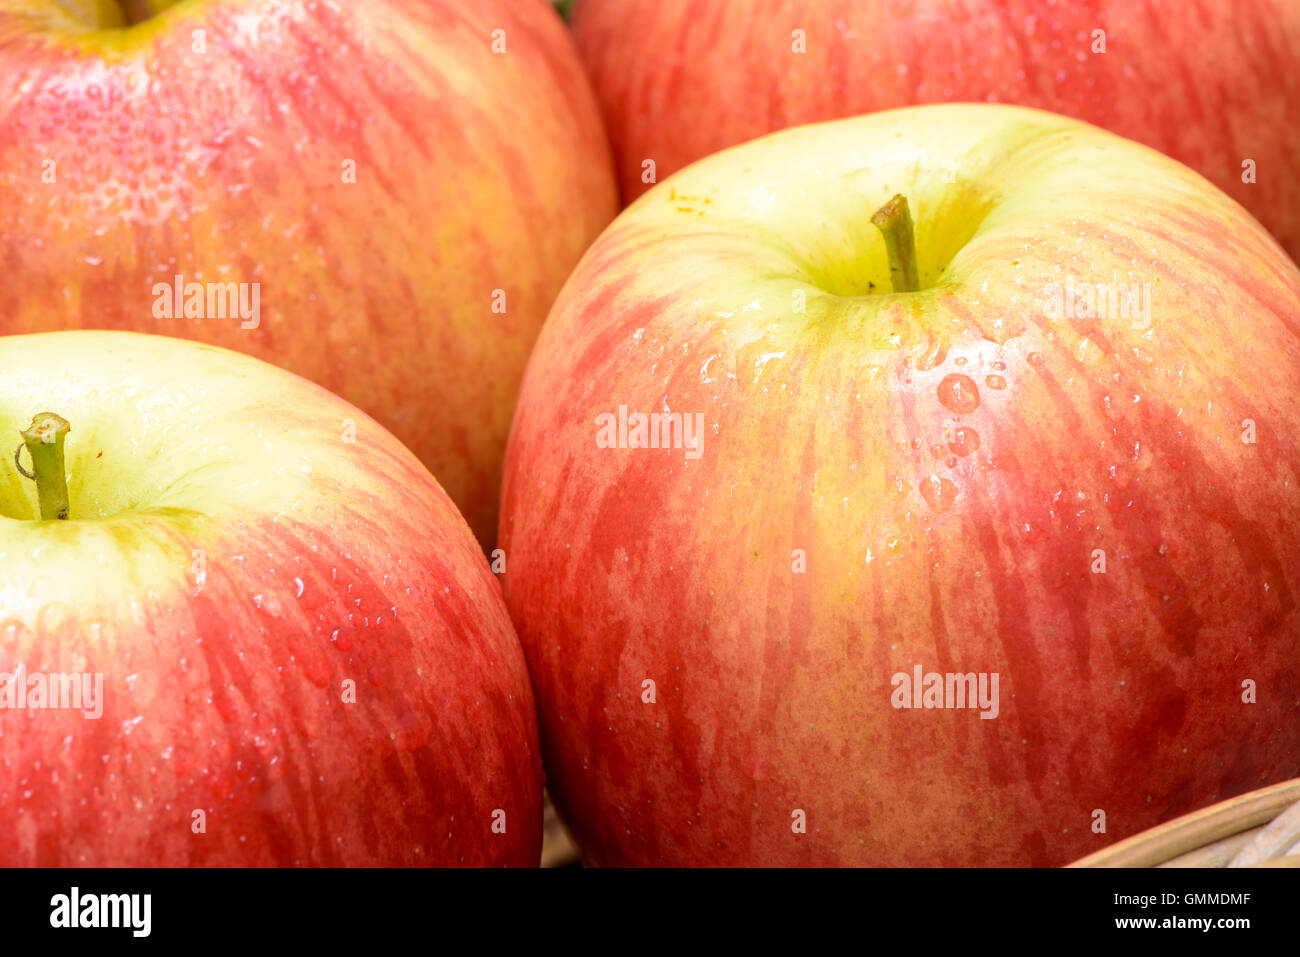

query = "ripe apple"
[[0, 330, 541, 866], [0, 0, 617, 546], [571, 0, 1300, 260], [498, 103, 1300, 866]]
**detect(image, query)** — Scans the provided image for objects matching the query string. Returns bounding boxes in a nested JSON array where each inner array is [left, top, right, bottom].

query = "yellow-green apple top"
[[0, 330, 541, 865]]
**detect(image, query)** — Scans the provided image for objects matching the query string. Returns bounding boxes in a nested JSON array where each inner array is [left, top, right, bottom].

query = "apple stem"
[[17, 413, 71, 521], [871, 193, 920, 293]]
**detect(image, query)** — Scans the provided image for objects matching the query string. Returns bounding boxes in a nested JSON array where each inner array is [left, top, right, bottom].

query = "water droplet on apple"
[[978, 313, 1027, 344], [82, 619, 116, 645], [948, 426, 980, 457], [0, 619, 29, 648], [330, 628, 352, 652], [37, 602, 72, 639], [937, 373, 980, 414], [1020, 521, 1049, 544], [985, 375, 1007, 389], [1027, 352, 1045, 366], [919, 476, 959, 512]]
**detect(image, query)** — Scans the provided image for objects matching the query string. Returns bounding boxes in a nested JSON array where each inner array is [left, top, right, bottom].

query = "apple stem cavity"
[[17, 413, 72, 521], [871, 193, 921, 294], [119, 1, 174, 27]]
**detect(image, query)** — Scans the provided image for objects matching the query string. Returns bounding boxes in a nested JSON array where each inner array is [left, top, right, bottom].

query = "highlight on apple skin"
[[498, 103, 1300, 867], [0, 330, 542, 866], [0, 0, 618, 546], [571, 0, 1300, 260]]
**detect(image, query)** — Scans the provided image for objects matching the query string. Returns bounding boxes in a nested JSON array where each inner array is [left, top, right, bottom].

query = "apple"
[[0, 0, 617, 546], [0, 330, 541, 866], [498, 103, 1300, 866], [571, 0, 1300, 260]]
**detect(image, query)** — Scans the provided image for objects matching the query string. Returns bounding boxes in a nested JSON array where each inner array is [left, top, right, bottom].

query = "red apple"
[[0, 0, 617, 545], [499, 104, 1300, 866], [0, 330, 541, 866], [572, 0, 1300, 260]]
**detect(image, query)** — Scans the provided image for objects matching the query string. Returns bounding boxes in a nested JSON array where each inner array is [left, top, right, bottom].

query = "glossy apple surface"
[[572, 0, 1300, 259], [0, 0, 617, 545], [499, 104, 1300, 866], [0, 330, 541, 865]]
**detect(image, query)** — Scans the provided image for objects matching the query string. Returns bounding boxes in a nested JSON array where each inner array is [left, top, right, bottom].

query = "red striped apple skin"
[[498, 105, 1300, 866], [572, 0, 1300, 260], [0, 331, 541, 866], [0, 0, 617, 546]]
